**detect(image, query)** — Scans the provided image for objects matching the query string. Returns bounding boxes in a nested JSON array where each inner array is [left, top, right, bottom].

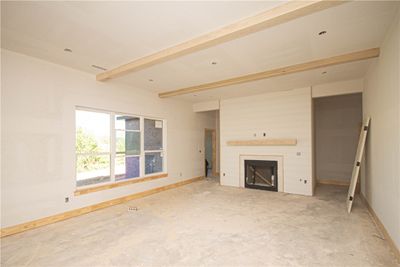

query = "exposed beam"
[[158, 48, 380, 98], [97, 0, 346, 81]]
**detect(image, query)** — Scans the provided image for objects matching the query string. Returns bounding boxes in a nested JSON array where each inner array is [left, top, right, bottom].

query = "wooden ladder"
[[347, 117, 371, 213]]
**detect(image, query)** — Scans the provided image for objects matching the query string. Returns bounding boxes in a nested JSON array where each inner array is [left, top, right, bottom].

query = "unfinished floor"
[[1, 179, 398, 267]]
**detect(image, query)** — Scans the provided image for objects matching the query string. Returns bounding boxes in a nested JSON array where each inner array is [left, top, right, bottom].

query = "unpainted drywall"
[[193, 100, 220, 112], [362, 10, 400, 249], [312, 79, 363, 98], [314, 93, 362, 182], [1, 49, 216, 228], [220, 87, 313, 196]]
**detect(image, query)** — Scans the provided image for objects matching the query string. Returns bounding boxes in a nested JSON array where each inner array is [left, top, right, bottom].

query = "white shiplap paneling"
[[220, 87, 313, 195]]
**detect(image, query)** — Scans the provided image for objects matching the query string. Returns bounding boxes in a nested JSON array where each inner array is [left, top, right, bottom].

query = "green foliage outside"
[[76, 128, 109, 172], [76, 128, 140, 173]]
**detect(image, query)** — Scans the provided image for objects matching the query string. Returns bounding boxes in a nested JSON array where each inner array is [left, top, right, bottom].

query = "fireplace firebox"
[[244, 160, 278, 191]]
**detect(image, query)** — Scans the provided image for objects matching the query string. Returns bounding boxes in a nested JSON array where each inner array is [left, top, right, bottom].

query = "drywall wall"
[[1, 49, 216, 228], [193, 100, 220, 112], [220, 87, 313, 196], [362, 10, 399, 249], [314, 93, 362, 183], [312, 79, 363, 98]]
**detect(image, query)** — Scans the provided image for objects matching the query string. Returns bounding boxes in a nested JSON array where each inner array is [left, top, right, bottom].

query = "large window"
[[75, 108, 165, 187]]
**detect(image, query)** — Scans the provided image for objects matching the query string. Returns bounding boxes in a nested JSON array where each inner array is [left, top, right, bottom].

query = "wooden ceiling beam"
[[97, 0, 346, 81], [158, 48, 380, 98]]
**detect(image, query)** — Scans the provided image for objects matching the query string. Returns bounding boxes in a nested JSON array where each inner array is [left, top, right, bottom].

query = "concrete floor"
[[1, 178, 399, 267]]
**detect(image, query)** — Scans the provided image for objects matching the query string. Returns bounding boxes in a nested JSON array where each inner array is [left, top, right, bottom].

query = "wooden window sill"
[[74, 173, 168, 196]]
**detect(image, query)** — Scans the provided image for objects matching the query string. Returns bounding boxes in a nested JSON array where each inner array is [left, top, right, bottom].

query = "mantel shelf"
[[226, 139, 297, 146]]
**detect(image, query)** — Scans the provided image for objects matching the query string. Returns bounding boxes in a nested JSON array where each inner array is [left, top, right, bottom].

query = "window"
[[75, 108, 166, 187], [144, 119, 164, 175], [76, 110, 111, 187]]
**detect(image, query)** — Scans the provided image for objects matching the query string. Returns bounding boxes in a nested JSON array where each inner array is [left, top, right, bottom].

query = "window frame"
[[75, 106, 167, 190], [143, 118, 166, 175]]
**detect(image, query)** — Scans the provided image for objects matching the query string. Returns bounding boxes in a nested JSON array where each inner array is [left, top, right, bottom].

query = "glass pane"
[[115, 115, 140, 131], [116, 130, 140, 155], [76, 110, 110, 153], [115, 155, 140, 181], [145, 152, 163, 175], [76, 154, 110, 187], [144, 119, 163, 150]]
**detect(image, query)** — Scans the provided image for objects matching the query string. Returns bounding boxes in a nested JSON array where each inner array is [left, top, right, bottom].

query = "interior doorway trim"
[[205, 128, 217, 177]]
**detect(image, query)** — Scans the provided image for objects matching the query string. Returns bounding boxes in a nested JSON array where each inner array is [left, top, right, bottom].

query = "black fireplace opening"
[[245, 160, 278, 192]]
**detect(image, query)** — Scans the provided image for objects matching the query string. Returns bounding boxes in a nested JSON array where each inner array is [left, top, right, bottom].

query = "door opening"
[[204, 128, 216, 178], [313, 93, 363, 190]]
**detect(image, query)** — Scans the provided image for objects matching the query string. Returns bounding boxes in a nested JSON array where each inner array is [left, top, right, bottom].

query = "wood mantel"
[[227, 139, 297, 146]]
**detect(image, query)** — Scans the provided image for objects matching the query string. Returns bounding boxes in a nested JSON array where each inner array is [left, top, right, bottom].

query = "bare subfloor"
[[2, 179, 399, 267]]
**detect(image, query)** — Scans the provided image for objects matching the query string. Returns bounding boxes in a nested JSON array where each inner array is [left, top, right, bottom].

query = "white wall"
[[312, 79, 363, 98], [220, 87, 313, 196], [362, 11, 400, 249], [193, 100, 220, 112], [1, 49, 216, 228]]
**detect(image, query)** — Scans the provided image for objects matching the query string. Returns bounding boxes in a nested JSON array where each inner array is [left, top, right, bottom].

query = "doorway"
[[204, 128, 216, 177], [313, 93, 362, 187]]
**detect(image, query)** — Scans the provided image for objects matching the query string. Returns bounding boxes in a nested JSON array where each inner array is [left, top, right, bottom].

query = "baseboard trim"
[[360, 193, 400, 263], [317, 179, 350, 186], [1, 176, 204, 238]]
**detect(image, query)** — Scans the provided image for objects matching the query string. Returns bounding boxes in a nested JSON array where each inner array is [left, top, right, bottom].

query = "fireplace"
[[245, 160, 278, 192]]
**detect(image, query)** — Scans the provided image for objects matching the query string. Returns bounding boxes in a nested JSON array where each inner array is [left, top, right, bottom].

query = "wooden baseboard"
[[317, 179, 361, 193], [1, 176, 204, 238], [360, 194, 400, 263], [317, 179, 350, 186], [74, 173, 168, 196]]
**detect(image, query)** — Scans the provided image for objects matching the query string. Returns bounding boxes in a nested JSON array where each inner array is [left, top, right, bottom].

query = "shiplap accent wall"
[[220, 87, 313, 195]]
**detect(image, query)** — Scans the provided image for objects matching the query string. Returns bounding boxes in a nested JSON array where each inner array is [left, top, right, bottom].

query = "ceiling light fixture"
[[318, 30, 327, 36], [91, 65, 107, 71], [64, 48, 72, 52]]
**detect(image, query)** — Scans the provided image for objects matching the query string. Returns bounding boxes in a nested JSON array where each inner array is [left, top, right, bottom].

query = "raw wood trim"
[[97, 1, 345, 81], [159, 48, 380, 98], [227, 139, 297, 146], [317, 179, 350, 186], [74, 173, 168, 196], [317, 179, 360, 193], [1, 176, 204, 238], [360, 194, 400, 263]]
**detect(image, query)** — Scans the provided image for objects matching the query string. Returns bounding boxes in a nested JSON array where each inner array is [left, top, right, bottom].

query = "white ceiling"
[[2, 1, 399, 103]]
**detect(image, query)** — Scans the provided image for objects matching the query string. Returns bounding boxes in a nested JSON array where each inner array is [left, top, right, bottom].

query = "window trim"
[[74, 172, 168, 196], [75, 106, 167, 193]]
